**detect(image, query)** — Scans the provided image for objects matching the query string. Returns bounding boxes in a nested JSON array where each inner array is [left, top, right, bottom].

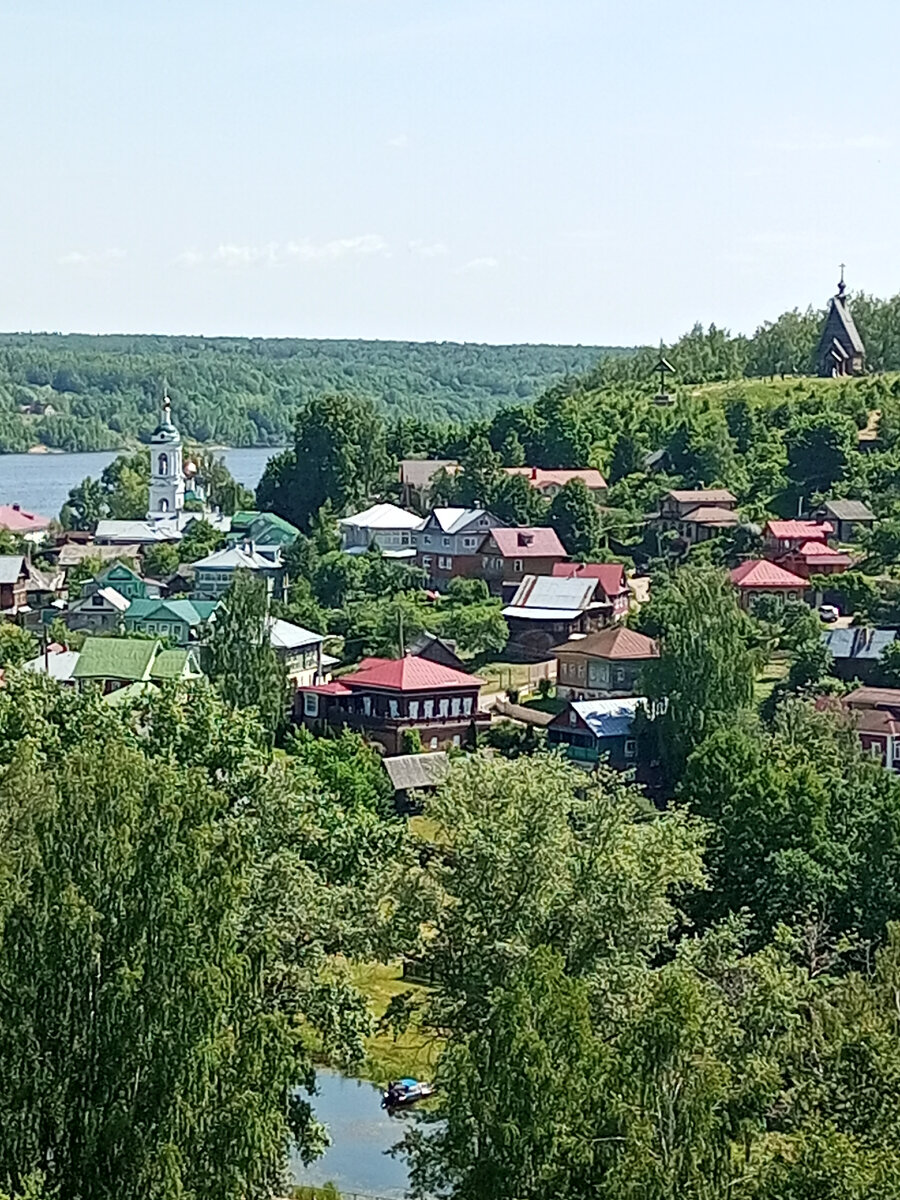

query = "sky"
[[1, 0, 898, 345]]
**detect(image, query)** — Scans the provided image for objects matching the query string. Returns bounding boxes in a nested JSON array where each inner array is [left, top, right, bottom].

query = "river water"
[[0, 446, 279, 519], [291, 1070, 419, 1198]]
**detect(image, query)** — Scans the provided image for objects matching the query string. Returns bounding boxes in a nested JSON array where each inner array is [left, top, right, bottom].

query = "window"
[[615, 667, 626, 685], [409, 700, 420, 720], [423, 534, 432, 546], [422, 555, 432, 568], [401, 532, 410, 545], [303, 692, 319, 717], [389, 699, 399, 718], [442, 536, 450, 547], [423, 699, 434, 719], [438, 555, 452, 570], [451, 697, 461, 717], [159, 498, 169, 512], [439, 698, 449, 718], [463, 537, 476, 549], [452, 735, 461, 747], [479, 517, 488, 526], [462, 697, 472, 716], [92, 593, 104, 606], [430, 737, 439, 749], [893, 740, 900, 763], [624, 738, 636, 759], [362, 696, 372, 716], [158, 453, 168, 476], [569, 710, 578, 726], [513, 558, 523, 572]]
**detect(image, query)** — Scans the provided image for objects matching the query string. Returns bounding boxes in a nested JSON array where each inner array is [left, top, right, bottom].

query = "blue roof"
[[570, 697, 645, 739], [822, 628, 897, 661]]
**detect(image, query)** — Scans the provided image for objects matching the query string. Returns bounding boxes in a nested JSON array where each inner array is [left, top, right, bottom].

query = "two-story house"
[[502, 574, 608, 662], [295, 655, 488, 754], [501, 467, 608, 499], [125, 597, 219, 645], [414, 508, 506, 588], [655, 489, 739, 545], [66, 586, 131, 632], [554, 626, 659, 701], [192, 543, 286, 600], [267, 617, 331, 689], [85, 561, 160, 602], [339, 503, 424, 560], [552, 562, 631, 621], [479, 526, 568, 597], [546, 696, 647, 772], [0, 556, 28, 614]]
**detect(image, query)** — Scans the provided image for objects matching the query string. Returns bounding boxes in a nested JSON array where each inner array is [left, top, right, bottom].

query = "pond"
[[291, 1070, 425, 1198]]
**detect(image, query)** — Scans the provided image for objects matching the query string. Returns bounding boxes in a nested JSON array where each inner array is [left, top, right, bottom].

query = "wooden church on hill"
[[816, 267, 865, 377]]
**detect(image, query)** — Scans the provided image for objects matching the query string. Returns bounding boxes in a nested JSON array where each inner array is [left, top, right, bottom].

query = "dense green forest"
[[0, 334, 620, 453]]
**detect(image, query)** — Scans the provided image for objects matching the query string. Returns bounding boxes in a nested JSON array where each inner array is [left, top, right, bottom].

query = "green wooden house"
[[125, 597, 219, 645]]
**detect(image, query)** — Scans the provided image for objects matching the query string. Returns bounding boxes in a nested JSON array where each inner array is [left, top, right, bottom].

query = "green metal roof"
[[126, 598, 218, 625], [150, 648, 201, 680], [227, 510, 300, 547], [73, 637, 158, 682]]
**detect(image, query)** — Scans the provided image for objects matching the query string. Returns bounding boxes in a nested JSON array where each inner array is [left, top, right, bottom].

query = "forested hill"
[[0, 333, 625, 453]]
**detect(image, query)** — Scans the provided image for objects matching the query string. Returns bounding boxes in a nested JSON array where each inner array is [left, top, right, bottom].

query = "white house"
[[193, 543, 285, 599], [339, 503, 423, 559]]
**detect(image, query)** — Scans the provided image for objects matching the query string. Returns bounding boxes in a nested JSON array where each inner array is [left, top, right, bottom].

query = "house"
[[730, 560, 807, 609], [72, 636, 201, 694], [406, 631, 467, 672], [23, 644, 80, 685], [502, 574, 607, 662], [777, 540, 852, 580], [266, 617, 330, 688], [339, 503, 423, 559], [763, 520, 833, 556], [552, 562, 631, 621], [655, 489, 740, 545], [546, 696, 646, 771], [822, 628, 899, 684], [479, 526, 568, 596], [22, 561, 66, 620], [554, 626, 659, 701], [821, 499, 877, 544], [66, 586, 131, 632], [816, 274, 865, 377], [0, 504, 51, 543], [414, 508, 505, 588], [87, 561, 160, 602], [399, 459, 460, 509], [192, 543, 286, 600], [295, 655, 488, 754], [502, 467, 607, 499], [57, 541, 142, 569], [125, 597, 218, 645], [227, 510, 301, 549], [382, 751, 450, 806], [0, 556, 29, 614], [822, 687, 900, 772]]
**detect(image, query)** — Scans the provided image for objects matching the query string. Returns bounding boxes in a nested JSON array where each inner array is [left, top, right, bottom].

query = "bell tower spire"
[[148, 381, 185, 518]]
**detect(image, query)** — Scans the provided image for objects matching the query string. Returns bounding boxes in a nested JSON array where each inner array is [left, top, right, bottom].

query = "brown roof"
[[667, 489, 737, 505], [488, 527, 567, 558], [844, 687, 900, 712], [553, 625, 659, 661], [681, 505, 741, 527]]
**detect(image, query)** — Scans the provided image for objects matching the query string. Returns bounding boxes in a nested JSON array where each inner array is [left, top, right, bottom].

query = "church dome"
[[151, 394, 182, 444]]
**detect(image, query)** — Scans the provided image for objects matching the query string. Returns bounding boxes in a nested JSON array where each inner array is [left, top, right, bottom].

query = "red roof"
[[504, 466, 607, 490], [552, 562, 628, 597], [304, 680, 353, 696], [785, 541, 852, 563], [730, 560, 808, 589], [342, 656, 484, 692], [0, 504, 51, 533], [765, 520, 832, 541], [488, 527, 567, 558]]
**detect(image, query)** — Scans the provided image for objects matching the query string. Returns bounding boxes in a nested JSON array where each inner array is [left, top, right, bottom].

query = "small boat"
[[381, 1077, 435, 1109]]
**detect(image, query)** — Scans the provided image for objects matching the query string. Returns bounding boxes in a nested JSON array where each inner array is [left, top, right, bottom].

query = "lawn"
[[754, 656, 789, 707], [348, 960, 444, 1085]]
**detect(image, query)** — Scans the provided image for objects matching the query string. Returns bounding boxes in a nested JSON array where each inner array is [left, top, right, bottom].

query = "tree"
[[178, 517, 226, 563], [438, 602, 507, 657], [785, 414, 856, 499], [640, 565, 757, 783], [547, 478, 602, 558], [0, 624, 36, 669], [59, 476, 106, 530], [140, 542, 179, 579], [256, 394, 391, 530], [208, 570, 287, 740]]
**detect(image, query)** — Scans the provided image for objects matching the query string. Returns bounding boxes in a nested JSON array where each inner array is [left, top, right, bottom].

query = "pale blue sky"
[[1, 1, 897, 344]]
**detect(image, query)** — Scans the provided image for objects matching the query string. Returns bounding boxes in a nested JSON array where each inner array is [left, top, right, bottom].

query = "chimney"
[[12, 504, 19, 512], [530, 466, 538, 481]]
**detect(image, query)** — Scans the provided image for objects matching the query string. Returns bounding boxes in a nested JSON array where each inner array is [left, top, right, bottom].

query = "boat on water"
[[381, 1077, 435, 1109]]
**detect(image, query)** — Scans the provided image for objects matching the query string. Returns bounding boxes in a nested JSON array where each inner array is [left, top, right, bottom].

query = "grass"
[[523, 694, 566, 715], [754, 656, 789, 706], [475, 660, 538, 694], [348, 960, 444, 1085]]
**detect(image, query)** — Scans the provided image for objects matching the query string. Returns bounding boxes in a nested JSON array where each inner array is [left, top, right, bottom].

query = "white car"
[[819, 604, 840, 623]]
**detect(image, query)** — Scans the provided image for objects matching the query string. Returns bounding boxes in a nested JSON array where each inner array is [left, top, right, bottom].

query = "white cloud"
[[286, 234, 389, 260], [212, 242, 279, 266], [409, 239, 449, 258], [387, 134, 409, 149], [454, 256, 499, 274], [58, 248, 125, 267], [174, 248, 204, 267]]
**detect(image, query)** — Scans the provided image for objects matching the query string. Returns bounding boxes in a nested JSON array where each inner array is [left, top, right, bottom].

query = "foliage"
[[547, 478, 602, 558], [178, 517, 226, 563], [140, 542, 179, 579], [208, 570, 288, 740], [640, 565, 758, 784], [0, 625, 36, 669]]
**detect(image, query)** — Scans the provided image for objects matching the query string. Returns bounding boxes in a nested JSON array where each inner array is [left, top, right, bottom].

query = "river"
[[0, 446, 280, 519], [291, 1070, 420, 1198]]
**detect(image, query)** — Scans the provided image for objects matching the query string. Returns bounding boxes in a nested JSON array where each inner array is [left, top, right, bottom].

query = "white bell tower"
[[148, 387, 185, 518]]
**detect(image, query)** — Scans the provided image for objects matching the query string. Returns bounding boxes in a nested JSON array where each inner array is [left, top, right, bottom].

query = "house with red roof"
[[763, 519, 833, 556], [553, 625, 658, 701], [730, 560, 807, 609], [552, 562, 631, 620], [502, 466, 607, 499], [777, 540, 853, 579], [817, 687, 900, 772], [479, 526, 568, 596], [294, 655, 488, 754], [0, 504, 51, 543]]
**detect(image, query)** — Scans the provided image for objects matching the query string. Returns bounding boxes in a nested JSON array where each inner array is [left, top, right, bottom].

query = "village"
[[2, 276, 899, 795]]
